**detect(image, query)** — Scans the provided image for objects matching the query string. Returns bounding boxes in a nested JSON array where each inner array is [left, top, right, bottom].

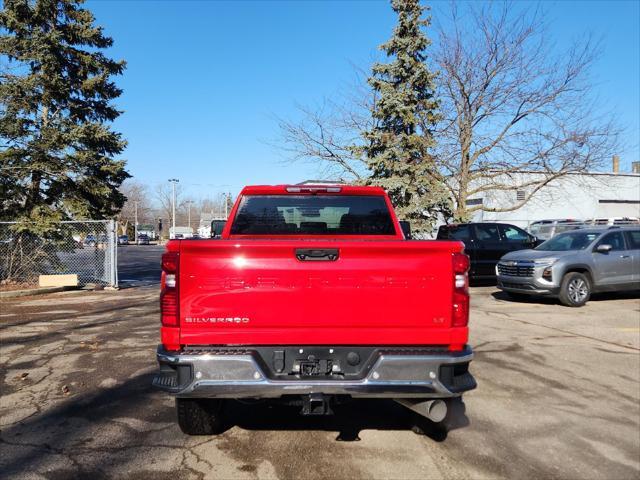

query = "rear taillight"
[[452, 253, 470, 328], [161, 252, 179, 327], [162, 252, 179, 272]]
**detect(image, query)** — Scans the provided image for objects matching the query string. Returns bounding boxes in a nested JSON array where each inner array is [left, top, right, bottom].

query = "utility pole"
[[134, 201, 138, 242], [168, 178, 179, 238], [185, 200, 194, 230]]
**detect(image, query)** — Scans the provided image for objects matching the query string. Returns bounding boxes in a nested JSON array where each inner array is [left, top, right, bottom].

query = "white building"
[[468, 171, 640, 229], [169, 226, 193, 239]]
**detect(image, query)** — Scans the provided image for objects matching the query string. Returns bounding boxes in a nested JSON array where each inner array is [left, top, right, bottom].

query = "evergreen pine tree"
[[0, 0, 129, 233], [362, 0, 449, 233]]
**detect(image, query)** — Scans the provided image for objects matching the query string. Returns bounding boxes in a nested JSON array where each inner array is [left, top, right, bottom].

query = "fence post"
[[102, 222, 109, 285], [110, 220, 118, 288]]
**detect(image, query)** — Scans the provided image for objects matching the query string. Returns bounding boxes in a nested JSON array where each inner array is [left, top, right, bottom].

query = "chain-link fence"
[[0, 220, 118, 288]]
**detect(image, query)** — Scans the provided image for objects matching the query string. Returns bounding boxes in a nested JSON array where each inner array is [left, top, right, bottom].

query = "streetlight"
[[168, 178, 179, 238]]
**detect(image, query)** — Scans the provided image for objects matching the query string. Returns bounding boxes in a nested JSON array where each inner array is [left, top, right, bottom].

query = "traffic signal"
[[158, 219, 163, 232]]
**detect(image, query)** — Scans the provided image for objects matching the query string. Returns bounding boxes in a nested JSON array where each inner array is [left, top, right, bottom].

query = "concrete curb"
[[0, 286, 78, 299]]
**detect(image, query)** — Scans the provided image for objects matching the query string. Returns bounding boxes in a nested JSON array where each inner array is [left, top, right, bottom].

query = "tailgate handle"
[[295, 249, 339, 261]]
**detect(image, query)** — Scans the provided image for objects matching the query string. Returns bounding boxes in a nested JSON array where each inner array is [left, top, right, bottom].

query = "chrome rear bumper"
[[154, 346, 475, 399]]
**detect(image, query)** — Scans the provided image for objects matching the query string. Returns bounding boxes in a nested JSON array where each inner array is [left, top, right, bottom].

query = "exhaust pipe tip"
[[395, 398, 448, 423], [425, 399, 447, 423]]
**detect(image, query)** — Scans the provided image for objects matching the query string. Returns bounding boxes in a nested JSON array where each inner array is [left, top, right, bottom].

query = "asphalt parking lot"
[[117, 244, 164, 287], [1, 246, 639, 479]]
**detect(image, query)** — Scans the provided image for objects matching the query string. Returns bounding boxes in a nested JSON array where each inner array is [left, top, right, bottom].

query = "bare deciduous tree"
[[154, 182, 183, 233], [433, 2, 619, 219], [275, 73, 374, 182], [198, 194, 234, 220], [274, 2, 621, 222], [151, 186, 234, 237], [117, 181, 152, 235]]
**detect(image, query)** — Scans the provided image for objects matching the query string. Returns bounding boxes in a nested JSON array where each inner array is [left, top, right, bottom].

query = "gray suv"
[[496, 227, 640, 307]]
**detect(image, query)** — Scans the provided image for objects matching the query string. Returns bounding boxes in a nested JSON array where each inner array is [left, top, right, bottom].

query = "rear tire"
[[559, 272, 591, 307], [176, 398, 225, 435]]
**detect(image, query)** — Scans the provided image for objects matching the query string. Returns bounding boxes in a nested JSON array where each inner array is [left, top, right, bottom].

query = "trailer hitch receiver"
[[302, 393, 332, 415]]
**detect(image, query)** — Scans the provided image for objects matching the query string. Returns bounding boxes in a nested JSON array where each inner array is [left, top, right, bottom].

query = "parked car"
[[83, 234, 106, 247], [154, 184, 476, 435], [83, 234, 96, 246], [117, 235, 129, 245], [587, 217, 640, 226], [137, 234, 150, 245], [497, 227, 640, 307], [528, 219, 584, 240], [437, 222, 541, 281]]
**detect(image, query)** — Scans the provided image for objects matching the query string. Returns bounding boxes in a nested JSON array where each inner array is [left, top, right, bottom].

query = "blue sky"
[[88, 0, 640, 200]]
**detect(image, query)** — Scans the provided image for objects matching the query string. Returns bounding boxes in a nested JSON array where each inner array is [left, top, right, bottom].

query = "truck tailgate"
[[178, 240, 466, 345]]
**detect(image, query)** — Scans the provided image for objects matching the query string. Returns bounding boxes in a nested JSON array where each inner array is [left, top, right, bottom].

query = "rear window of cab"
[[230, 195, 395, 235]]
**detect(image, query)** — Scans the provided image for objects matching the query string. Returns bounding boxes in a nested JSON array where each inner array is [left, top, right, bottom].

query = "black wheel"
[[176, 398, 225, 435], [558, 272, 591, 307]]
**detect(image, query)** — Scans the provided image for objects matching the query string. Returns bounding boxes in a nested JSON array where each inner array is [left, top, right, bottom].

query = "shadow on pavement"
[[492, 289, 640, 305], [0, 305, 160, 343], [0, 371, 167, 478], [0, 298, 157, 330], [218, 397, 470, 442], [470, 278, 497, 287], [491, 290, 557, 305], [2, 372, 471, 477]]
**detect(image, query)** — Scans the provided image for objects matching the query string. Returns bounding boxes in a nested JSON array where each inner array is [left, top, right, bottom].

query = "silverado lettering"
[[184, 317, 250, 324], [153, 184, 476, 435]]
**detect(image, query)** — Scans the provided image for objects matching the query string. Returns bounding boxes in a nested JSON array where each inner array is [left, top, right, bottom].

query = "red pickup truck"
[[154, 184, 475, 434]]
